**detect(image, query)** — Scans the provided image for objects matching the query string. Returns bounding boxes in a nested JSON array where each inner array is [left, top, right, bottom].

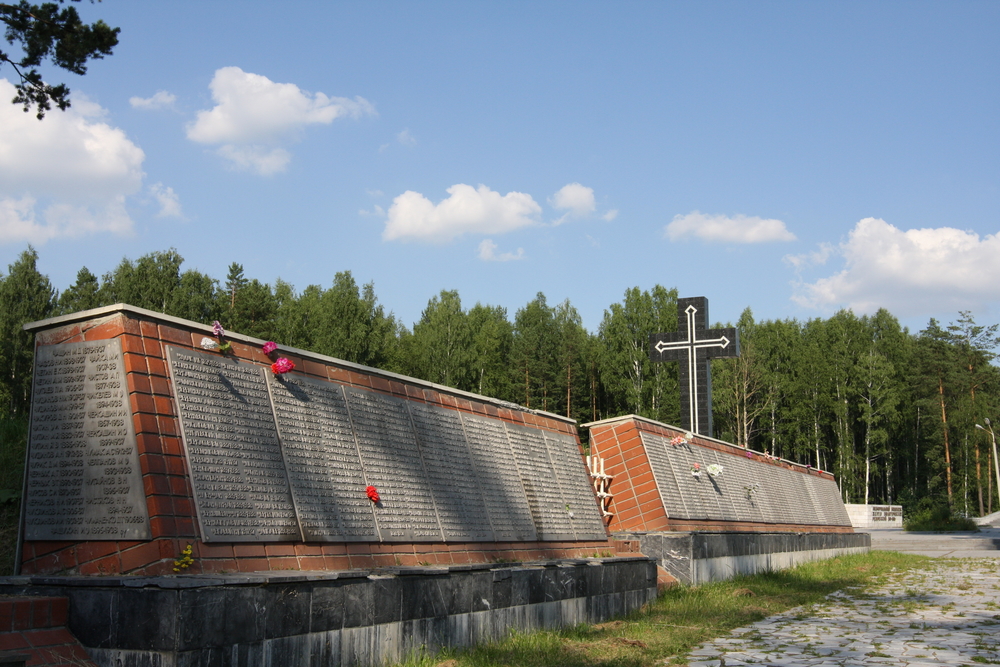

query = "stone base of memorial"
[[16, 304, 622, 578], [0, 558, 657, 667], [584, 415, 869, 585]]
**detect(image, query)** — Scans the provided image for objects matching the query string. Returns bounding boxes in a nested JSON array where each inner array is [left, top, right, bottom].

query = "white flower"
[[200, 337, 219, 350], [707, 464, 724, 478]]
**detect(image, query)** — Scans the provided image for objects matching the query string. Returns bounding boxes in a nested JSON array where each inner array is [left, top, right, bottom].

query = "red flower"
[[271, 357, 295, 374], [366, 485, 380, 503]]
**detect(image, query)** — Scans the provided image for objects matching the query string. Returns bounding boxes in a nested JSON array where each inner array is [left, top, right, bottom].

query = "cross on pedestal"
[[648, 296, 739, 437]]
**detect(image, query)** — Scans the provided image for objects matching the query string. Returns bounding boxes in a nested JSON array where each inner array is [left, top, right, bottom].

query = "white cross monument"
[[648, 296, 740, 437]]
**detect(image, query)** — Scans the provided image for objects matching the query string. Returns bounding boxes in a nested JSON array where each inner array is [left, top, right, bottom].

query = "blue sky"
[[1, 2, 998, 334]]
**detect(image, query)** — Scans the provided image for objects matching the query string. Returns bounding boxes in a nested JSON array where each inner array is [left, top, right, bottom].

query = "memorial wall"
[[165, 347, 606, 545], [586, 415, 854, 534], [17, 305, 616, 577]]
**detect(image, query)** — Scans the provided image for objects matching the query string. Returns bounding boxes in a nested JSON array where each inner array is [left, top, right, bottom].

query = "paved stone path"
[[684, 558, 1000, 666]]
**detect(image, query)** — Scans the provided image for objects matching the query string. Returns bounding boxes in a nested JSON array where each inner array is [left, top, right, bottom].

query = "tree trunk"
[[590, 368, 597, 422], [566, 363, 571, 418], [976, 446, 985, 516], [915, 407, 921, 496], [524, 367, 530, 408], [989, 453, 994, 514], [938, 375, 953, 505], [814, 410, 821, 469], [970, 377, 984, 516], [864, 430, 871, 506]]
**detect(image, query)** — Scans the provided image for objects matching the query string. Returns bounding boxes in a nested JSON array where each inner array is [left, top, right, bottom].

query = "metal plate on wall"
[[408, 402, 495, 541], [266, 374, 379, 542], [461, 414, 538, 542], [25, 339, 150, 540], [543, 431, 608, 540], [637, 430, 850, 527], [506, 422, 575, 541], [641, 433, 688, 519], [344, 387, 444, 542], [168, 347, 300, 542]]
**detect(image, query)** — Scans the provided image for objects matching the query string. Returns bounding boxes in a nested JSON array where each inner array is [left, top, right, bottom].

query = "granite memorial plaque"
[[642, 433, 688, 519], [812, 476, 851, 525], [789, 473, 820, 525], [755, 465, 781, 523], [266, 375, 379, 542], [344, 387, 444, 542], [636, 431, 852, 525], [408, 402, 495, 541], [460, 414, 538, 541], [542, 431, 607, 540], [25, 340, 150, 540], [726, 453, 766, 522], [505, 423, 575, 541], [167, 348, 300, 542], [673, 444, 720, 520], [804, 478, 827, 525], [767, 467, 797, 524], [706, 451, 740, 521]]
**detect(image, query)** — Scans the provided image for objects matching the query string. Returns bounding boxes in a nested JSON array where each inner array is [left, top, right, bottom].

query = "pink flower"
[[746, 451, 753, 458], [271, 358, 295, 375], [692, 463, 701, 470], [262, 341, 278, 355], [669, 435, 686, 446], [212, 320, 224, 338]]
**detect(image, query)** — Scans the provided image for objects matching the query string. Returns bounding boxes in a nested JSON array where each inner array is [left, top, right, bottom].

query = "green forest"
[[2, 246, 999, 518]]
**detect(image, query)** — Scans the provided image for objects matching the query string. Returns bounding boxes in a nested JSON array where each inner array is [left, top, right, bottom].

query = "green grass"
[[400, 551, 929, 667], [0, 417, 28, 575]]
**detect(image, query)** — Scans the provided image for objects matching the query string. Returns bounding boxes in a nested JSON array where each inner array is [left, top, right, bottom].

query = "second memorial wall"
[[167, 347, 606, 544]]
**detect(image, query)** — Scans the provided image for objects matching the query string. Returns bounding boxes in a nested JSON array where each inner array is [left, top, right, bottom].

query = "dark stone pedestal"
[[615, 532, 871, 585], [0, 558, 657, 667]]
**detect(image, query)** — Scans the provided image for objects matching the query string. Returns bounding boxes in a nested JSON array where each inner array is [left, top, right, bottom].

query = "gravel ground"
[[683, 559, 1000, 667]]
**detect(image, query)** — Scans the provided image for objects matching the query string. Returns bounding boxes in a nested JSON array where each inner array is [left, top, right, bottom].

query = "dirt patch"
[[593, 620, 624, 631], [611, 637, 648, 648]]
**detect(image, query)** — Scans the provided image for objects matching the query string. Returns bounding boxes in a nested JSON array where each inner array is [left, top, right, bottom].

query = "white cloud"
[[550, 183, 596, 224], [0, 78, 146, 244], [150, 183, 182, 218], [359, 204, 385, 217], [216, 145, 291, 175], [397, 129, 417, 146], [187, 67, 374, 174], [783, 242, 834, 271], [603, 209, 619, 222], [382, 184, 541, 243], [666, 211, 796, 243], [793, 218, 1000, 316], [478, 239, 524, 262], [130, 91, 176, 110]]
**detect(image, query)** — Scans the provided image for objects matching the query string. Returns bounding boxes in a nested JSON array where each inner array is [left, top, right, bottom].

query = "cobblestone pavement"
[[684, 559, 1000, 666]]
